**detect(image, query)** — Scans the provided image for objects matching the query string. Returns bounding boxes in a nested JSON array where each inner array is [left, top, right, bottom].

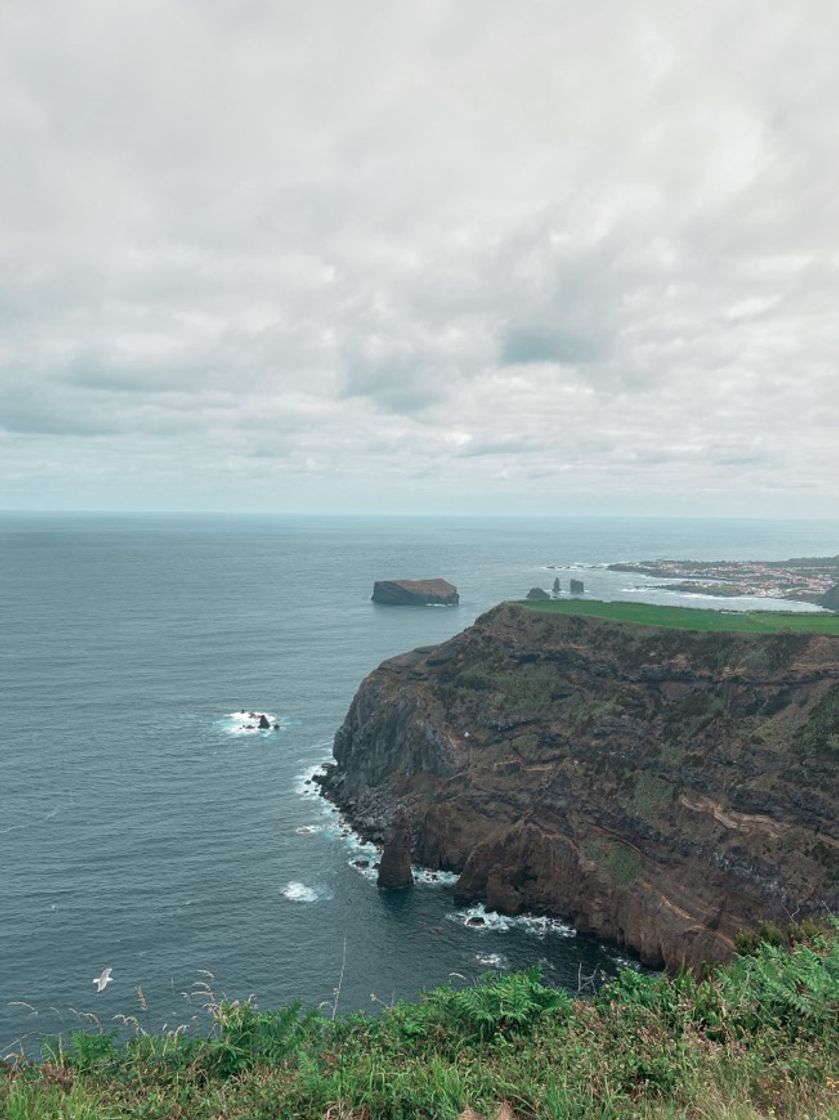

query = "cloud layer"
[[1, 0, 837, 515]]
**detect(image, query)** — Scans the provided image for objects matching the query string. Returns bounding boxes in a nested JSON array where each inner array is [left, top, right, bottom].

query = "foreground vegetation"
[[520, 598, 839, 634], [3, 924, 837, 1119]]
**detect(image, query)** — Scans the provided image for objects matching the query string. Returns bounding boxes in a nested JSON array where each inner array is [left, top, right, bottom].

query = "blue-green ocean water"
[[1, 513, 837, 1054]]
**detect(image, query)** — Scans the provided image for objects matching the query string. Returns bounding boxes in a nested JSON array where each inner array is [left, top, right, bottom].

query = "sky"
[[1, 0, 837, 517]]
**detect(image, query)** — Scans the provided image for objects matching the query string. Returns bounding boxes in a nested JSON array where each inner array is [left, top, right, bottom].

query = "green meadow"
[[520, 598, 839, 634]]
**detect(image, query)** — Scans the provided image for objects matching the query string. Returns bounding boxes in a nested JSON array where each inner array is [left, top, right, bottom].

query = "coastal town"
[[607, 555, 839, 606]]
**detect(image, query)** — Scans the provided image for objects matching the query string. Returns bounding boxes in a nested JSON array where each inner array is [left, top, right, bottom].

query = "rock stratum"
[[319, 603, 839, 971], [372, 578, 459, 606]]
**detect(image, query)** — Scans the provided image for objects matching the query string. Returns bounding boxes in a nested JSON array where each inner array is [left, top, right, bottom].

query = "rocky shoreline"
[[317, 603, 839, 971]]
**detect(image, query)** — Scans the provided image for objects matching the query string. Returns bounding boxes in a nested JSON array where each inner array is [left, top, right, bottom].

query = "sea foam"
[[475, 952, 509, 968], [447, 903, 575, 938], [219, 710, 281, 736], [282, 881, 328, 903]]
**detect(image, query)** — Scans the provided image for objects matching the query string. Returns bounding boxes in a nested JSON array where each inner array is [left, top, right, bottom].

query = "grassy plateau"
[[2, 924, 837, 1119], [520, 598, 839, 635]]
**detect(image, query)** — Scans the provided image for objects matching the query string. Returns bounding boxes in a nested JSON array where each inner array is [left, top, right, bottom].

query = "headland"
[[319, 600, 839, 971]]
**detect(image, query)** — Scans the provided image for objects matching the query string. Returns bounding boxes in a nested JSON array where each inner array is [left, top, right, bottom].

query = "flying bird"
[[92, 968, 113, 993]]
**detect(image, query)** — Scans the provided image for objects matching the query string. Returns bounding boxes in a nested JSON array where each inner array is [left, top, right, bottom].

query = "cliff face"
[[320, 604, 839, 971]]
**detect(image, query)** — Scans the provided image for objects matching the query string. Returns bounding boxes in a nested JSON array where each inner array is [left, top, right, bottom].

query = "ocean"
[[1, 512, 836, 1055]]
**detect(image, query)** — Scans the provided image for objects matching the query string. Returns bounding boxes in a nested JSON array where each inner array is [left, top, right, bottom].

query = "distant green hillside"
[[520, 597, 839, 634]]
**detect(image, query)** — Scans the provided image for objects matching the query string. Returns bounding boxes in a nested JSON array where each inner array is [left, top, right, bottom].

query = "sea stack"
[[377, 813, 414, 889], [570, 578, 585, 594], [372, 579, 459, 606]]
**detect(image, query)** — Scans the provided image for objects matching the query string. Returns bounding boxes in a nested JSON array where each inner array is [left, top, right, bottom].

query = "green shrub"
[[3, 923, 837, 1120]]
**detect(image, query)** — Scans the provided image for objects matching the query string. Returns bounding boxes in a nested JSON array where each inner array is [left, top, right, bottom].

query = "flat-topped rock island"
[[371, 578, 459, 606]]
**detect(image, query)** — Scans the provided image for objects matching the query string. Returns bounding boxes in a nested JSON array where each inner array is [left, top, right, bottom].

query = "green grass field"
[[519, 597, 839, 634]]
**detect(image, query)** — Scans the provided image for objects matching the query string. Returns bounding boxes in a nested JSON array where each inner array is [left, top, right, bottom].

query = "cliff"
[[319, 603, 839, 971]]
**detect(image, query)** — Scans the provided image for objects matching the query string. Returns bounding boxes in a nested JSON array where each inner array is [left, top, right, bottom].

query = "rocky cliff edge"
[[319, 603, 839, 970]]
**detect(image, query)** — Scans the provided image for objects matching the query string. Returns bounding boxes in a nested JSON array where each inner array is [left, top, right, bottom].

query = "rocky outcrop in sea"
[[372, 579, 459, 606]]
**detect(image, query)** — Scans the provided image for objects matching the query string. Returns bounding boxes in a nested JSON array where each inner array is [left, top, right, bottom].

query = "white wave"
[[293, 761, 329, 798], [345, 859, 458, 885], [447, 903, 575, 938], [600, 945, 641, 971], [294, 825, 323, 836], [446, 904, 514, 932], [348, 857, 378, 882], [518, 913, 575, 938], [281, 881, 329, 903], [475, 952, 508, 968], [219, 710, 281, 736], [412, 867, 459, 887]]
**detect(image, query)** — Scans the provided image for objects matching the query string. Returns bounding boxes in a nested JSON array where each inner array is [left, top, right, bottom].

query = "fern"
[[717, 923, 839, 1037], [423, 968, 571, 1043]]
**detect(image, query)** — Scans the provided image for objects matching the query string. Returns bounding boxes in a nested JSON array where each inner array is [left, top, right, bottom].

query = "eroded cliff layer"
[[319, 604, 839, 970]]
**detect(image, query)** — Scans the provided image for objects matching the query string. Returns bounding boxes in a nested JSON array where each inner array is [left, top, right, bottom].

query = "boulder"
[[372, 579, 459, 606], [258, 714, 271, 729], [377, 813, 414, 889], [525, 587, 551, 601]]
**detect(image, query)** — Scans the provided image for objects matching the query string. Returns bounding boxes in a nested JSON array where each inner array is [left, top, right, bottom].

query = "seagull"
[[93, 967, 113, 993]]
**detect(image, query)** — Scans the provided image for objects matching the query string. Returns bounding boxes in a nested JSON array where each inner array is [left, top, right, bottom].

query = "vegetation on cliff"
[[3, 924, 837, 1119], [521, 598, 839, 634]]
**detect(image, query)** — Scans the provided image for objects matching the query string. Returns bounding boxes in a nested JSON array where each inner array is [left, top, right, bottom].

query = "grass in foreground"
[[2, 924, 837, 1119], [519, 598, 839, 634]]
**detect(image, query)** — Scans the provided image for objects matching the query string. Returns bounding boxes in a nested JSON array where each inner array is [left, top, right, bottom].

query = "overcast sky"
[[1, 0, 837, 517]]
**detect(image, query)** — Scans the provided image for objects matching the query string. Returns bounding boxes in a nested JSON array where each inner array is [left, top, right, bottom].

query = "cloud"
[[500, 328, 603, 366], [0, 0, 837, 515]]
